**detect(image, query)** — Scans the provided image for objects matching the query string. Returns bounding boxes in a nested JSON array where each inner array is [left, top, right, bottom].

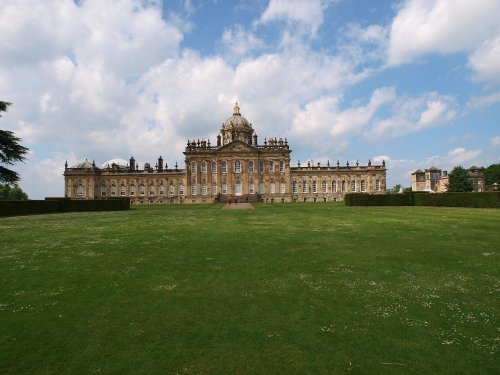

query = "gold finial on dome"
[[233, 101, 240, 115]]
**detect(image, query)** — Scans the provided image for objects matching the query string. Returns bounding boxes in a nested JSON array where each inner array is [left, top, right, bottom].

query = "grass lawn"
[[1, 203, 499, 374]]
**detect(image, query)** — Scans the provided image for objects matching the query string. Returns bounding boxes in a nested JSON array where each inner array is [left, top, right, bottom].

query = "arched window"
[[361, 180, 366, 192], [270, 182, 275, 194], [101, 184, 107, 197], [332, 181, 337, 193], [248, 161, 254, 172], [280, 181, 285, 194], [211, 182, 217, 195], [292, 180, 298, 193], [302, 180, 307, 194], [351, 180, 356, 192], [159, 183, 164, 196], [191, 162, 196, 174], [322, 180, 327, 193], [341, 181, 346, 193], [120, 184, 126, 196], [201, 182, 207, 195], [76, 184, 84, 196], [130, 184, 135, 196], [139, 184, 145, 196], [179, 184, 184, 195], [221, 161, 227, 173], [269, 161, 274, 172], [191, 183, 196, 196], [279, 161, 285, 172], [149, 184, 155, 196], [249, 181, 254, 194], [222, 182, 227, 194], [111, 184, 116, 196], [259, 182, 265, 194], [201, 162, 206, 173], [312, 180, 317, 193], [211, 162, 217, 173], [169, 184, 174, 196], [234, 160, 241, 173]]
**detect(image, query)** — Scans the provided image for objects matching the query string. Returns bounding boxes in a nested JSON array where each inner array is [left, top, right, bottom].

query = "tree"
[[388, 184, 403, 194], [0, 183, 28, 200], [0, 101, 29, 184], [484, 163, 500, 190], [447, 166, 473, 192]]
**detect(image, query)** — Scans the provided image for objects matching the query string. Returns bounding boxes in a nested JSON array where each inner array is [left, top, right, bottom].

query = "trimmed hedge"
[[0, 197, 130, 217], [345, 192, 500, 208], [344, 193, 413, 206], [413, 192, 500, 208]]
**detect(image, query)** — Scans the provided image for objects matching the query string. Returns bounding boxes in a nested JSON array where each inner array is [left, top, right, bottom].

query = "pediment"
[[218, 140, 257, 153]]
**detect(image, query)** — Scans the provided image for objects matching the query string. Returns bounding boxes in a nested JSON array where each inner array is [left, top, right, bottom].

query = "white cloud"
[[491, 136, 500, 147], [221, 24, 265, 59], [388, 0, 500, 84], [467, 91, 500, 109], [468, 35, 500, 84], [367, 92, 457, 138], [255, 0, 333, 37]]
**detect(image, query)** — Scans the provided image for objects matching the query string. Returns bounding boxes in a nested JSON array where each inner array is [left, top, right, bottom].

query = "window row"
[[190, 160, 286, 174], [291, 179, 381, 193], [95, 183, 185, 197]]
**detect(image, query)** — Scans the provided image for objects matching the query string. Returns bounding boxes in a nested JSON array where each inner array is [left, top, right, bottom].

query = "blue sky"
[[0, 0, 499, 198]]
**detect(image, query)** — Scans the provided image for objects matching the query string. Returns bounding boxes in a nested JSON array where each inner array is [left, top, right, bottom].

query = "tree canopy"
[[0, 101, 29, 184], [447, 166, 473, 192], [0, 183, 28, 200], [484, 163, 500, 190]]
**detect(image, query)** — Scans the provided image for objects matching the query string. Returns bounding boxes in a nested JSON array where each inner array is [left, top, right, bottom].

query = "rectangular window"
[[302, 180, 307, 194], [248, 161, 254, 172], [211, 184, 216, 195], [159, 185, 164, 196], [149, 185, 155, 196], [341, 181, 346, 193], [120, 185, 125, 196], [222, 161, 227, 173], [292, 180, 298, 193], [111, 185, 116, 196], [169, 185, 174, 196], [222, 183, 227, 194], [249, 182, 254, 194], [376, 179, 380, 191], [361, 180, 366, 192], [211, 163, 216, 173], [259, 182, 265, 194], [270, 183, 275, 194], [201, 184, 207, 196], [269, 161, 274, 173], [191, 163, 196, 173], [139, 185, 145, 196], [280, 161, 285, 172], [332, 181, 337, 193], [259, 161, 264, 173], [351, 180, 356, 192], [235, 160, 241, 173], [191, 184, 196, 196], [179, 184, 184, 195], [101, 186, 106, 197], [130, 185, 135, 196], [280, 182, 285, 194], [201, 163, 206, 173], [322, 180, 327, 193], [312, 181, 317, 193]]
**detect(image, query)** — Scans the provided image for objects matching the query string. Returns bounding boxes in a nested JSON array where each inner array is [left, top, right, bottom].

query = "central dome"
[[223, 101, 252, 131]]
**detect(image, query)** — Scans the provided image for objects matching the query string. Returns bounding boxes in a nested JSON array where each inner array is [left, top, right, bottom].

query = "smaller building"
[[411, 166, 485, 192]]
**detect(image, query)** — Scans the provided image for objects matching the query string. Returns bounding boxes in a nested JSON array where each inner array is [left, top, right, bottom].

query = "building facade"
[[411, 166, 485, 192], [64, 103, 387, 204]]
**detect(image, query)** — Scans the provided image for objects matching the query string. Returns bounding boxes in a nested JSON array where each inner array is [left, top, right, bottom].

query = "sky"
[[0, 0, 499, 199]]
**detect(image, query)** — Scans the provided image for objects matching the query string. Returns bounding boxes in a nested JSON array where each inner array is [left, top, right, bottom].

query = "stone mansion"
[[64, 103, 387, 204]]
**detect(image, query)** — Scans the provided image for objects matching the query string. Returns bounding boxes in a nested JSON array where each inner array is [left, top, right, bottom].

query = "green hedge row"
[[0, 197, 130, 217], [344, 193, 413, 206], [344, 192, 500, 208], [413, 192, 500, 208]]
